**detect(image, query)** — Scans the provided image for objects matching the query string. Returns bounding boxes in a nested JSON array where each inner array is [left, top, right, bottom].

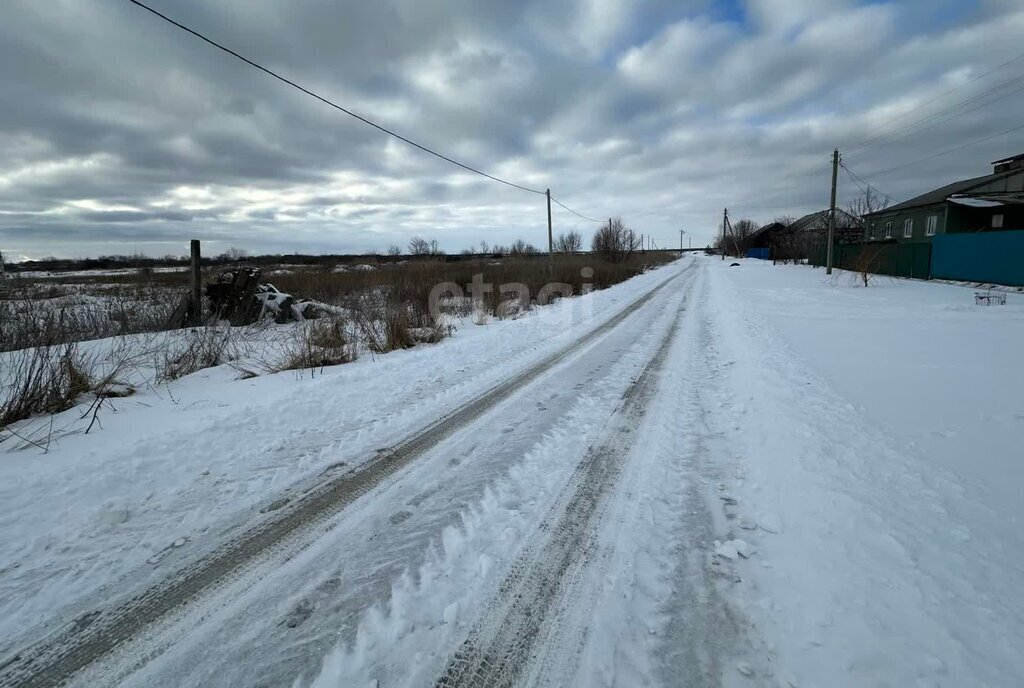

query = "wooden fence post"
[[190, 239, 202, 325]]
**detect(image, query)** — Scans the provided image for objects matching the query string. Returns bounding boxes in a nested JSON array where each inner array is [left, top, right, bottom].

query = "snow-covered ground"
[[8, 267, 189, 279], [698, 259, 1024, 686], [2, 255, 1021, 687], [0, 260, 679, 663]]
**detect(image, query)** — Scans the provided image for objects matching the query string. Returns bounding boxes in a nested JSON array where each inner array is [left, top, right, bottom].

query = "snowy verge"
[[701, 257, 1024, 686]]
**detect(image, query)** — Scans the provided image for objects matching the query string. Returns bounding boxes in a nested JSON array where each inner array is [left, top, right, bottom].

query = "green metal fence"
[[811, 241, 932, 279]]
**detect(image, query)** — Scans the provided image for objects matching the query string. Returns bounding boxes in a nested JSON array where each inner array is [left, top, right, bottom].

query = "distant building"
[[762, 209, 862, 262], [787, 208, 863, 242], [863, 154, 1024, 242], [748, 221, 788, 249]]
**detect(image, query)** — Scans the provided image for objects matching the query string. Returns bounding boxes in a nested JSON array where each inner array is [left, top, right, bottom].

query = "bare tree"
[[218, 247, 248, 262], [387, 245, 402, 256], [736, 219, 760, 253], [592, 218, 640, 263], [850, 245, 884, 286], [847, 186, 890, 241], [508, 239, 539, 256], [408, 237, 430, 255], [553, 231, 582, 253], [408, 238, 444, 256], [717, 218, 759, 257]]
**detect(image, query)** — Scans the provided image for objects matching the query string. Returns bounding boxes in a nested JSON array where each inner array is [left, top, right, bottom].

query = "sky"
[[2, 0, 1023, 260]]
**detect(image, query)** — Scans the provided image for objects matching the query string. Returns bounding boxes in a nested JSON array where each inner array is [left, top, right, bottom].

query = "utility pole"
[[546, 189, 553, 261], [826, 149, 839, 275], [722, 208, 727, 260]]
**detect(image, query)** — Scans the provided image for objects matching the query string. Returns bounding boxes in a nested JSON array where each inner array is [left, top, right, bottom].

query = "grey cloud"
[[1, 0, 1024, 259], [76, 210, 196, 223]]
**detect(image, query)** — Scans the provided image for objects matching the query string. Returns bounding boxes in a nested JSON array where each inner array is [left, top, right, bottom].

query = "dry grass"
[[271, 253, 675, 320], [0, 289, 179, 353], [2, 253, 676, 387], [277, 317, 357, 376], [157, 327, 237, 382], [357, 304, 415, 354], [0, 344, 93, 429]]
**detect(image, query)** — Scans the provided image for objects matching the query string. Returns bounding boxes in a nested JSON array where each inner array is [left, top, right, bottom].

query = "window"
[[926, 215, 938, 236], [903, 218, 913, 238], [885, 221, 893, 239], [993, 214, 1004, 228]]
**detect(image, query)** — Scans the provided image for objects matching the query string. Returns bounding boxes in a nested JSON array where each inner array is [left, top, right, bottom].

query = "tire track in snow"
[[656, 271, 746, 686], [1, 263, 691, 688], [434, 289, 688, 688]]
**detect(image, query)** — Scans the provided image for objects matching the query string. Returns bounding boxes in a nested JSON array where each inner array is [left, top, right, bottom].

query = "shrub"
[[158, 327, 235, 382], [360, 305, 415, 354], [0, 344, 93, 429], [277, 317, 357, 376]]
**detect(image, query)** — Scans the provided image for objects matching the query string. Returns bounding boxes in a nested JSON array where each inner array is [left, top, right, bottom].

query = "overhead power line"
[[846, 71, 1024, 156], [840, 161, 897, 203], [124, 0, 601, 222], [846, 49, 1024, 152], [859, 122, 1024, 180], [549, 196, 602, 223]]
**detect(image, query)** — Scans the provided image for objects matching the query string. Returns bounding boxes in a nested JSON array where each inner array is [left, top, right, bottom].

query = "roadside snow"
[[704, 258, 1024, 686]]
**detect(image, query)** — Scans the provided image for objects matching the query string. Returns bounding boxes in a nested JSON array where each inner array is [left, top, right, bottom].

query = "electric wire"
[[549, 196, 603, 223], [845, 49, 1024, 153], [840, 162, 897, 203], [857, 122, 1024, 180], [125, 0, 605, 223], [846, 72, 1024, 156]]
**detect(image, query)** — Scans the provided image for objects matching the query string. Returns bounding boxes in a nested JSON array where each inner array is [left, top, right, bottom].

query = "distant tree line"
[[8, 218, 665, 273]]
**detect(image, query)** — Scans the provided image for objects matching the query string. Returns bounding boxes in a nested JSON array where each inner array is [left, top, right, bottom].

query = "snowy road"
[[4, 255, 1023, 687], [6, 260, 725, 687]]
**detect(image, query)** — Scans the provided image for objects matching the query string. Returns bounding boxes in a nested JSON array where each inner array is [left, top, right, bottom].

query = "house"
[[762, 209, 862, 262], [787, 208, 863, 241], [863, 154, 1024, 242], [748, 221, 788, 249]]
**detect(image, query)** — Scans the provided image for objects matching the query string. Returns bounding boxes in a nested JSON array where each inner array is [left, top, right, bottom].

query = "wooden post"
[[722, 208, 727, 260], [826, 149, 839, 275], [190, 239, 202, 325], [546, 189, 553, 261]]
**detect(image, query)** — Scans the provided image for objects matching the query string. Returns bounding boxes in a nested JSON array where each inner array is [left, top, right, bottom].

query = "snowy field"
[[1, 255, 1021, 687]]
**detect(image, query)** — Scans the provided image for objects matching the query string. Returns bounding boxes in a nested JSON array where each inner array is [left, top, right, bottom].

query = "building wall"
[[945, 204, 1024, 233], [863, 170, 1024, 242], [865, 203, 947, 242], [969, 170, 1024, 194], [867, 201, 1024, 242]]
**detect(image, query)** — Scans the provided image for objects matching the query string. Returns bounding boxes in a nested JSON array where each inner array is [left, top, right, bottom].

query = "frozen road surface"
[[2, 256, 1022, 687]]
